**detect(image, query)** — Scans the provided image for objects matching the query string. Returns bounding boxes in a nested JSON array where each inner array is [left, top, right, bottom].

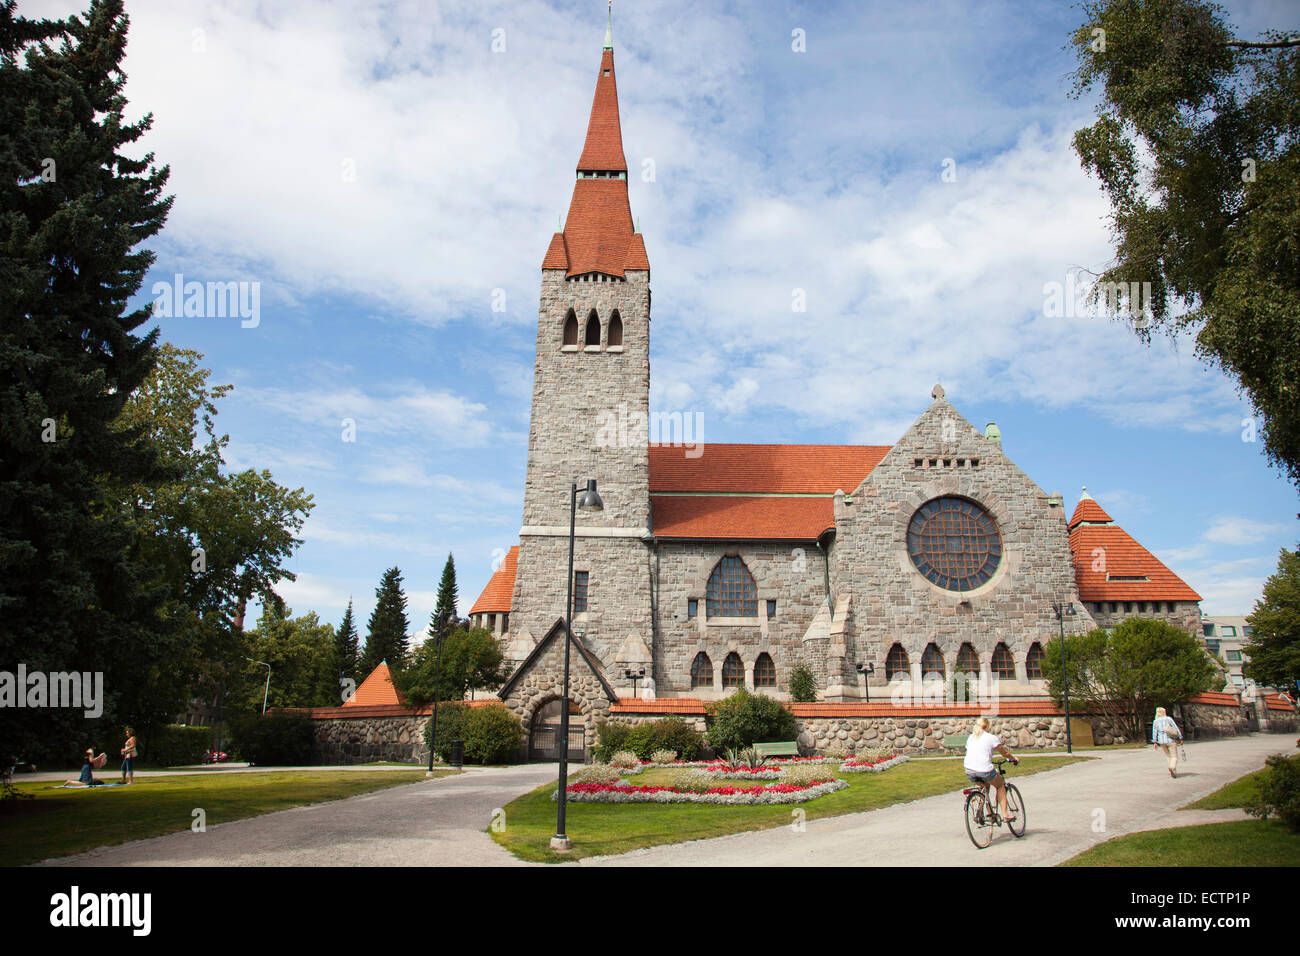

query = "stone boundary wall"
[[312, 714, 430, 765]]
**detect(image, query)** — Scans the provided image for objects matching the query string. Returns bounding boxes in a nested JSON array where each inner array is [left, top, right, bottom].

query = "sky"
[[24, 0, 1300, 643]]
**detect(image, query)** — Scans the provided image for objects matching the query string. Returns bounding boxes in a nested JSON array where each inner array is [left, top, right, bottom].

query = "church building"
[[469, 19, 1203, 744]]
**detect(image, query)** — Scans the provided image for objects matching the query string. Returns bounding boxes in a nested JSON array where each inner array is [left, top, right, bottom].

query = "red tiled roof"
[[1265, 694, 1296, 713], [297, 698, 503, 719], [1068, 494, 1201, 602], [1188, 691, 1241, 707], [649, 443, 890, 494], [610, 697, 707, 715], [345, 663, 407, 708], [470, 546, 517, 615], [576, 49, 627, 171], [652, 495, 834, 540]]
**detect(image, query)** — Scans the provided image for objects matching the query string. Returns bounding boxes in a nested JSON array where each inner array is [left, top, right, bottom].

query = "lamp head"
[[578, 479, 604, 512]]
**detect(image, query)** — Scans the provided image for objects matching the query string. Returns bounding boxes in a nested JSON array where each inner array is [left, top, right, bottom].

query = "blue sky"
[[28, 0, 1300, 640]]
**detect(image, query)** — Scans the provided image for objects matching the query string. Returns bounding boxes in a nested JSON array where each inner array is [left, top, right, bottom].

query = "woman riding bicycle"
[[964, 717, 1018, 821]]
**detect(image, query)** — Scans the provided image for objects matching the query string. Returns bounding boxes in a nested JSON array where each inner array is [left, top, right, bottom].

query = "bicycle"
[[963, 758, 1026, 849]]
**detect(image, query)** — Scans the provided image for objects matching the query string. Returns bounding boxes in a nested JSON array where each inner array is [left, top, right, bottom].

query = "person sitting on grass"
[[64, 749, 106, 787]]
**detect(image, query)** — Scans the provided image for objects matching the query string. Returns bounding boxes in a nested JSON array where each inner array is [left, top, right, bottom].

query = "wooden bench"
[[942, 734, 969, 751], [754, 741, 800, 759]]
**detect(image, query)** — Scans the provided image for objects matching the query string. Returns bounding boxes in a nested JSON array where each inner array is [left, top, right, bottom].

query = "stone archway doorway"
[[529, 698, 585, 762]]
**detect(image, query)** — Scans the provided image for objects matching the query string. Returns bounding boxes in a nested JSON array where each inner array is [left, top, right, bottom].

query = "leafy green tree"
[[335, 599, 360, 687], [235, 604, 338, 713], [429, 553, 461, 643], [0, 0, 173, 764], [705, 688, 797, 753], [789, 662, 818, 702], [1041, 618, 1217, 739], [361, 567, 409, 675], [1244, 547, 1300, 695], [400, 626, 508, 705], [1069, 0, 1300, 488]]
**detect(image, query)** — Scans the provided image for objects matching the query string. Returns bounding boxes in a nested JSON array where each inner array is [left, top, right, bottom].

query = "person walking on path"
[[1152, 707, 1183, 778], [120, 728, 137, 785]]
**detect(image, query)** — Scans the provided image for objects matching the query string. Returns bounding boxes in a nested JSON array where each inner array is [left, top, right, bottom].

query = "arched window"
[[921, 643, 945, 680], [886, 644, 910, 681], [608, 310, 623, 347], [584, 309, 601, 346], [956, 643, 979, 677], [690, 652, 713, 688], [754, 653, 776, 687], [992, 643, 1016, 680], [706, 556, 758, 617], [562, 309, 578, 346], [721, 652, 745, 688], [1025, 643, 1045, 680]]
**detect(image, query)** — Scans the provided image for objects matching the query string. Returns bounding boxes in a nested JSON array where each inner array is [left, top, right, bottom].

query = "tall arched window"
[[1025, 643, 1045, 680], [753, 653, 776, 687], [921, 643, 945, 680], [721, 652, 745, 688], [992, 643, 1016, 680], [886, 644, 910, 681], [956, 643, 979, 677], [562, 308, 578, 346], [690, 652, 713, 688], [607, 310, 623, 347], [706, 556, 758, 617], [584, 309, 601, 346]]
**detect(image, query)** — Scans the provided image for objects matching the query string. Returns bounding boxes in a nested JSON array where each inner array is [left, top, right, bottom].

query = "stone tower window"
[[706, 556, 758, 617], [608, 310, 623, 347], [573, 570, 589, 612], [1025, 643, 1045, 680], [584, 310, 601, 347], [690, 651, 712, 688], [921, 643, 945, 681], [907, 496, 1002, 591], [563, 309, 578, 346], [754, 653, 776, 687], [956, 643, 979, 678], [885, 644, 909, 681], [721, 652, 745, 688], [992, 643, 1016, 679]]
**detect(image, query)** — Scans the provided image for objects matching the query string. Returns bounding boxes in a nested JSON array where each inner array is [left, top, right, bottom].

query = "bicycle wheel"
[[965, 791, 994, 848], [1005, 783, 1026, 837]]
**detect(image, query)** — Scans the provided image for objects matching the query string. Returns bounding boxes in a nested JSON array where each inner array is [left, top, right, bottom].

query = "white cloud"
[[1204, 516, 1292, 547]]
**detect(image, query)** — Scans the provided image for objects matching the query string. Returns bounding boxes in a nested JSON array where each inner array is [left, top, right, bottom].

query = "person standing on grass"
[[1152, 707, 1183, 778], [120, 727, 137, 784]]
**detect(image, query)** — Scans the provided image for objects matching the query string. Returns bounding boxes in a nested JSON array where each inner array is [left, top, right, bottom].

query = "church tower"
[[508, 13, 654, 681]]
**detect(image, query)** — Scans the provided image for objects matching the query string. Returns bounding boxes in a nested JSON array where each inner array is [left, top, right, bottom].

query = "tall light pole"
[[246, 658, 271, 715], [552, 478, 603, 852], [427, 630, 447, 772], [1051, 601, 1077, 753]]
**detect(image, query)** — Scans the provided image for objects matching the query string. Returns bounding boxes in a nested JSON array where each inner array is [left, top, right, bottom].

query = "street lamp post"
[[1051, 601, 1077, 753], [855, 662, 875, 702], [624, 667, 645, 699], [427, 630, 447, 773], [246, 658, 271, 715], [552, 479, 603, 852]]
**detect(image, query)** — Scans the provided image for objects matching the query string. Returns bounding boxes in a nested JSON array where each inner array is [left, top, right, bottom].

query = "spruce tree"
[[1245, 548, 1300, 695], [430, 553, 460, 643], [361, 568, 409, 675], [335, 599, 360, 686], [0, 0, 174, 764]]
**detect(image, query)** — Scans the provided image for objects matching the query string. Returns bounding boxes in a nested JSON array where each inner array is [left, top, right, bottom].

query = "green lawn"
[[0, 769, 449, 866], [1061, 819, 1300, 866], [1181, 754, 1299, 811], [492, 754, 1087, 863]]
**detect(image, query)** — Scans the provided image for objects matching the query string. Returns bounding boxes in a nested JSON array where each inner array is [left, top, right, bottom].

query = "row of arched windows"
[[562, 308, 623, 349], [884, 642, 1045, 681], [690, 651, 776, 688]]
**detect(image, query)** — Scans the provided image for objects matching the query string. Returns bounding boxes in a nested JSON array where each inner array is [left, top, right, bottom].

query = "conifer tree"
[[430, 553, 461, 643], [335, 599, 360, 686], [361, 568, 409, 675], [1245, 548, 1300, 696]]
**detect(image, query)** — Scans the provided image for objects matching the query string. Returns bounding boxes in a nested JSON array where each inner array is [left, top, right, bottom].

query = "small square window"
[[766, 599, 777, 618], [687, 599, 697, 618], [1227, 651, 1242, 662]]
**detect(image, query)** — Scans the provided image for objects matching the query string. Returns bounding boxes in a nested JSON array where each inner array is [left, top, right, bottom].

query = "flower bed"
[[555, 778, 848, 805], [838, 754, 909, 774], [642, 755, 841, 770]]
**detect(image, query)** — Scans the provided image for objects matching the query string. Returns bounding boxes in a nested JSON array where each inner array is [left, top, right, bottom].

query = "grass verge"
[[492, 754, 1087, 863], [1061, 819, 1300, 866], [0, 769, 448, 866], [1181, 753, 1299, 811]]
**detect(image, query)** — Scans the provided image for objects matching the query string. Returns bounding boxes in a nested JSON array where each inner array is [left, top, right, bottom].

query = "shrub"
[[721, 746, 767, 770], [706, 689, 797, 753], [145, 725, 212, 767], [592, 720, 631, 763], [789, 662, 818, 703], [650, 749, 678, 764], [423, 702, 471, 762], [1247, 754, 1300, 832], [461, 705, 524, 765], [624, 723, 658, 760], [622, 717, 705, 761], [851, 744, 894, 764], [664, 768, 713, 792], [609, 750, 640, 768], [781, 763, 837, 787], [231, 712, 315, 766], [570, 764, 623, 786]]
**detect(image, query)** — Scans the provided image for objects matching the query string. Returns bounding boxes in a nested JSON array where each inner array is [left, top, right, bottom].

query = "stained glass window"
[[706, 556, 758, 617], [907, 497, 1002, 591]]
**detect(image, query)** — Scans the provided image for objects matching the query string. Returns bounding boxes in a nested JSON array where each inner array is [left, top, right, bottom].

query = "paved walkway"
[[579, 735, 1295, 867], [38, 764, 556, 867]]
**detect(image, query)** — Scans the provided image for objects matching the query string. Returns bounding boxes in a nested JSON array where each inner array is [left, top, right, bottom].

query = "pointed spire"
[[604, 0, 613, 51]]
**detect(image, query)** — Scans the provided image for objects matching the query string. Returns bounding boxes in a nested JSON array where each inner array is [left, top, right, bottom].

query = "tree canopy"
[[1244, 547, 1300, 694], [399, 626, 509, 705]]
